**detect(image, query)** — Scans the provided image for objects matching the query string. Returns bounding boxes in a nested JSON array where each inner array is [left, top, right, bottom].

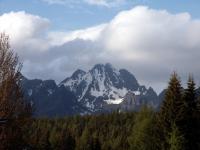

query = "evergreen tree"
[[128, 106, 157, 150], [77, 127, 92, 150], [196, 95, 200, 149], [183, 76, 198, 150], [60, 129, 75, 150], [91, 136, 101, 150], [157, 73, 185, 149], [167, 123, 184, 150]]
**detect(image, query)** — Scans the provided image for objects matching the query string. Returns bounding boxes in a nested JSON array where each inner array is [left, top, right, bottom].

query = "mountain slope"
[[21, 76, 82, 117], [20, 63, 159, 116], [60, 63, 158, 113]]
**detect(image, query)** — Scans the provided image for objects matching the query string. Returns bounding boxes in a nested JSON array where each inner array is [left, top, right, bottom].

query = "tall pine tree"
[[182, 76, 198, 150], [167, 123, 184, 150], [157, 73, 185, 149]]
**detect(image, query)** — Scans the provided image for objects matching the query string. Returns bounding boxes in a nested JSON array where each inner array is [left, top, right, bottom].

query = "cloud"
[[99, 6, 200, 91], [84, 0, 126, 7], [47, 24, 106, 46], [0, 11, 50, 53], [41, 0, 129, 7], [1, 6, 200, 92], [42, 0, 73, 5]]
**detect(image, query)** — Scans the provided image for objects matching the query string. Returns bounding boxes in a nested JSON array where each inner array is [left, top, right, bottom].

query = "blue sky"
[[1, 0, 200, 30], [1, 0, 200, 92]]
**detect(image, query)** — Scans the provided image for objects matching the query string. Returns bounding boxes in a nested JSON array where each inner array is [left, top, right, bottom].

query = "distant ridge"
[[21, 63, 159, 116]]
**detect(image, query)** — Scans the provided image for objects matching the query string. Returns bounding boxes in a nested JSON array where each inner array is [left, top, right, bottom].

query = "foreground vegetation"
[[2, 74, 200, 150], [0, 33, 200, 149], [25, 75, 200, 150]]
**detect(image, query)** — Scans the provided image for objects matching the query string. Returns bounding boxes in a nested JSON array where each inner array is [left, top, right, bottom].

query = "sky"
[[1, 0, 200, 93]]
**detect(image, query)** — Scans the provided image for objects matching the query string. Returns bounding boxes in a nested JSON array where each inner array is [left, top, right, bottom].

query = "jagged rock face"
[[21, 77, 81, 117], [60, 63, 158, 112], [120, 88, 158, 111], [119, 92, 139, 111], [20, 63, 159, 116]]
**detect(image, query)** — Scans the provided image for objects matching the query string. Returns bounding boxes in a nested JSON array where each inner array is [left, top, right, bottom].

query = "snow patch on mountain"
[[60, 63, 158, 112], [28, 89, 33, 96], [105, 98, 123, 104], [63, 76, 83, 92], [78, 73, 93, 101], [133, 90, 140, 95], [47, 89, 53, 95]]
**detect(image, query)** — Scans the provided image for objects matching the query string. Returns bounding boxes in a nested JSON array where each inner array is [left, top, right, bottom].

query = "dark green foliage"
[[182, 76, 199, 150], [2, 71, 200, 149], [24, 112, 135, 150], [157, 73, 200, 150], [167, 123, 184, 150], [157, 73, 185, 149], [128, 106, 158, 150], [158, 73, 184, 130]]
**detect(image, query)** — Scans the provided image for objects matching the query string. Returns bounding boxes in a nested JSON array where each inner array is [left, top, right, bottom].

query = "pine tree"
[[167, 123, 184, 150], [77, 127, 92, 150], [196, 95, 200, 149], [183, 76, 198, 150], [91, 136, 101, 150], [60, 129, 75, 150], [128, 106, 157, 150], [157, 73, 185, 149]]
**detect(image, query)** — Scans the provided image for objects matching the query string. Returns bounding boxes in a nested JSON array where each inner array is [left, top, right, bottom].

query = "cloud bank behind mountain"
[[1, 6, 200, 92]]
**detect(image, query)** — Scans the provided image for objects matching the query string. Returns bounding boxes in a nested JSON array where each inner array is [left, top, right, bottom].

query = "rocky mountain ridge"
[[21, 63, 159, 116]]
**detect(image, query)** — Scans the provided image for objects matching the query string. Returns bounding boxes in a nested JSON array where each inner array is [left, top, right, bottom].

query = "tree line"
[[0, 33, 200, 149]]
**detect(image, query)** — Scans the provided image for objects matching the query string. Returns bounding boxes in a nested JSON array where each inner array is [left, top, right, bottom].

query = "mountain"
[[60, 63, 158, 113], [21, 76, 83, 117], [21, 63, 159, 116]]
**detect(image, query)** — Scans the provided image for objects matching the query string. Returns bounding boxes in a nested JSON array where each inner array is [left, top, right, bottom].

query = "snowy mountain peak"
[[92, 63, 105, 70], [60, 63, 158, 112], [71, 69, 86, 79]]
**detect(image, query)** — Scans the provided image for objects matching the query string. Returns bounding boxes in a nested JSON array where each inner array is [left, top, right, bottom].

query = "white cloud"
[[41, 0, 128, 7], [42, 0, 71, 5], [1, 6, 200, 92], [84, 0, 126, 7], [0, 11, 50, 53], [99, 6, 200, 91], [47, 24, 107, 46]]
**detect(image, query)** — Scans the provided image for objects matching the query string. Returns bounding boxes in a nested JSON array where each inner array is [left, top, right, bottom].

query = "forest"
[[0, 33, 200, 150]]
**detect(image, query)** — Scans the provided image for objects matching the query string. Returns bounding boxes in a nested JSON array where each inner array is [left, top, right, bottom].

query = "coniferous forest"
[[1, 35, 200, 150]]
